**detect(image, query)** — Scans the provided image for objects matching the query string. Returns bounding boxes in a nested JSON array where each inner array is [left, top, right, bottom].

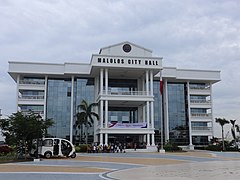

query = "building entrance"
[[108, 134, 146, 149]]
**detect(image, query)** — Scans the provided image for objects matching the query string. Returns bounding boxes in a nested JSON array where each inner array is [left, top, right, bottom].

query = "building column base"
[[159, 149, 165, 153], [33, 158, 42, 162], [146, 145, 157, 152], [188, 144, 195, 150]]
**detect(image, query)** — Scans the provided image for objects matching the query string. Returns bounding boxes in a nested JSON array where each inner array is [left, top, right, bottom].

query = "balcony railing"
[[19, 80, 45, 85], [107, 90, 148, 96], [189, 86, 210, 90], [191, 113, 212, 118], [190, 100, 211, 104], [19, 95, 44, 100], [21, 110, 44, 116], [192, 126, 212, 131]]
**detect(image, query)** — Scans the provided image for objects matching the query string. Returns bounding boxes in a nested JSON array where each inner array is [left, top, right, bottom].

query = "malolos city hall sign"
[[91, 55, 162, 69]]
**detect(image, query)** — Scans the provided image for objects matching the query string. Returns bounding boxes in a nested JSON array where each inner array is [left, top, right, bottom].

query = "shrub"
[[205, 145, 222, 151], [75, 144, 88, 153], [0, 145, 12, 155], [163, 143, 182, 152], [204, 141, 239, 151], [226, 146, 238, 151], [194, 146, 206, 150], [75, 146, 81, 152]]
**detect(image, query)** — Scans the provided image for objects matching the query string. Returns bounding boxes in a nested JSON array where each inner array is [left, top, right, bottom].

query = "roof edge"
[[99, 41, 153, 54]]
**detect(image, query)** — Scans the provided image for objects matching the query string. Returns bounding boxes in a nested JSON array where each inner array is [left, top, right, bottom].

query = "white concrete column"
[[150, 70, 153, 96], [163, 79, 169, 142], [151, 101, 154, 128], [100, 100, 103, 128], [70, 76, 74, 143], [146, 101, 150, 127], [142, 77, 145, 92], [150, 101, 155, 146], [147, 134, 150, 146], [146, 70, 149, 95], [144, 135, 147, 144], [94, 77, 99, 143], [105, 100, 108, 128], [105, 133, 108, 145], [143, 105, 146, 123], [43, 75, 48, 120], [105, 68, 108, 94], [146, 101, 150, 146], [151, 100, 155, 146], [142, 76, 146, 122], [100, 133, 103, 145], [151, 134, 155, 146], [16, 75, 20, 112], [95, 77, 99, 100], [100, 68, 104, 95], [210, 82, 214, 139], [187, 81, 193, 146]]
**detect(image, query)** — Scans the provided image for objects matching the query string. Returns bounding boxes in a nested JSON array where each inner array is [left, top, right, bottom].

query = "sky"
[[0, 0, 240, 139]]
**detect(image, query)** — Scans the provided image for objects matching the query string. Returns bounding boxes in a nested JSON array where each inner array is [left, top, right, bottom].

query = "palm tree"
[[230, 120, 236, 141], [215, 118, 230, 151], [236, 124, 240, 134], [236, 124, 240, 140], [76, 100, 99, 144]]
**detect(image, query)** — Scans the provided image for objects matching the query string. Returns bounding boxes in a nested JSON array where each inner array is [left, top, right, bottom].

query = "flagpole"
[[160, 69, 165, 153]]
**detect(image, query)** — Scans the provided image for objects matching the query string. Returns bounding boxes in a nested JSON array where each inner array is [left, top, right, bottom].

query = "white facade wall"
[[8, 41, 221, 148]]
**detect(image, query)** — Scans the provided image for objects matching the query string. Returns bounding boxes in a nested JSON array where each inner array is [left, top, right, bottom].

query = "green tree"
[[235, 124, 240, 141], [230, 120, 236, 140], [0, 111, 54, 158], [236, 124, 240, 135], [75, 100, 99, 144], [215, 118, 230, 151]]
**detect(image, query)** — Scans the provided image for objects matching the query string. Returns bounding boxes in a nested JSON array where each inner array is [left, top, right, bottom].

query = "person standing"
[[134, 143, 137, 151]]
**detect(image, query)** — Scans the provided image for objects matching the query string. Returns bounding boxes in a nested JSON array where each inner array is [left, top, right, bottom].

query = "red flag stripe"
[[160, 78, 163, 95], [160, 70, 163, 95]]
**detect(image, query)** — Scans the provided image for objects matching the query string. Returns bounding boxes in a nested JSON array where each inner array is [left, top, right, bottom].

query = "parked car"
[[31, 138, 76, 158]]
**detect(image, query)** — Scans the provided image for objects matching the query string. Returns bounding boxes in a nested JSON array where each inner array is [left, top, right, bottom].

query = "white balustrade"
[[19, 95, 44, 100], [19, 80, 45, 85], [192, 126, 212, 131], [191, 113, 212, 118], [107, 90, 148, 96], [190, 100, 211, 104]]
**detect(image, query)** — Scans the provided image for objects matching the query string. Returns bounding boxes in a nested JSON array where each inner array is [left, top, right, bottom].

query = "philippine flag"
[[160, 73, 163, 95]]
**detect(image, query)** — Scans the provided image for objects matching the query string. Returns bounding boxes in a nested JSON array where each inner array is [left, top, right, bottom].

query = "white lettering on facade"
[[145, 60, 158, 66], [97, 57, 160, 66], [128, 59, 141, 65], [98, 58, 124, 64]]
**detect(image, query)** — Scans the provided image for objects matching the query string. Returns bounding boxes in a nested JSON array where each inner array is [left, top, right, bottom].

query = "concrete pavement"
[[0, 151, 239, 180], [109, 160, 240, 180]]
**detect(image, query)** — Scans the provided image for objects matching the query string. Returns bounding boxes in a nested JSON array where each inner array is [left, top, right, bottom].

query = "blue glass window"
[[46, 79, 72, 139], [153, 81, 163, 143], [167, 83, 189, 145], [73, 78, 95, 143]]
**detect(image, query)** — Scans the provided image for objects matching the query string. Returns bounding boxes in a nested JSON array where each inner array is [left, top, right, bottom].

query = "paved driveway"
[[0, 151, 239, 180]]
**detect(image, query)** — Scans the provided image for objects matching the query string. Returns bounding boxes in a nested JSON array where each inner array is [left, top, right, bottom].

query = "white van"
[[31, 138, 76, 158]]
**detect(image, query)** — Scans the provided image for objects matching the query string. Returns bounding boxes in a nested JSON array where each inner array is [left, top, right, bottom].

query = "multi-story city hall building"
[[8, 42, 220, 149]]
